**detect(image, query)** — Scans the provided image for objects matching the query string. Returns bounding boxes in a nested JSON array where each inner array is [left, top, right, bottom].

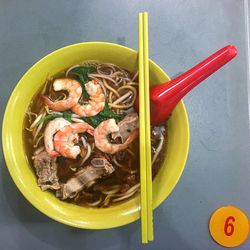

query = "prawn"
[[42, 78, 82, 111], [94, 119, 139, 154], [54, 122, 94, 159], [71, 80, 105, 116], [44, 118, 71, 157]]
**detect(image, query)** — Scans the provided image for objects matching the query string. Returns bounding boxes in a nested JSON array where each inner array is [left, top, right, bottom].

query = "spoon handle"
[[148, 45, 238, 124], [151, 45, 237, 103]]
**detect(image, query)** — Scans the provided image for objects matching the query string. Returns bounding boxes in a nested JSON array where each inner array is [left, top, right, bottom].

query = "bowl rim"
[[2, 41, 190, 229]]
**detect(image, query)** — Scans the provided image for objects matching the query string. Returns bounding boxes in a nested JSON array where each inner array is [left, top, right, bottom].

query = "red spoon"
[[135, 45, 237, 125]]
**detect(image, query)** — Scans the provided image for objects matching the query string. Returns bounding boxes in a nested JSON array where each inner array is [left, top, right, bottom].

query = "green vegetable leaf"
[[39, 104, 124, 128], [70, 66, 95, 82], [39, 110, 73, 124], [38, 113, 62, 124], [81, 115, 106, 128], [79, 102, 125, 128], [99, 102, 125, 119], [67, 67, 124, 127], [69, 66, 96, 100], [62, 110, 72, 122]]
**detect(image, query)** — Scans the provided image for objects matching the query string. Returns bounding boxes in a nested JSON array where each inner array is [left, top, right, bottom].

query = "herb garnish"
[[81, 102, 125, 127], [69, 66, 95, 100]]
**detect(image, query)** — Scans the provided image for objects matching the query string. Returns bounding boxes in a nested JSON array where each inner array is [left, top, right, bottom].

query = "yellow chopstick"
[[139, 12, 153, 244], [138, 12, 148, 244], [143, 12, 154, 242]]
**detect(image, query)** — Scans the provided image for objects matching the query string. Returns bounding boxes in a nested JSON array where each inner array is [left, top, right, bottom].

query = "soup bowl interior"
[[2, 42, 189, 229]]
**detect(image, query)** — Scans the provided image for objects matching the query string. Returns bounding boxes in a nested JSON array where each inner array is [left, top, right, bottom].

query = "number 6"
[[224, 216, 235, 236]]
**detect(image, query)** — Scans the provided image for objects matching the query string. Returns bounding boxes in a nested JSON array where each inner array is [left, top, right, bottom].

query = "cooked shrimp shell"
[[42, 78, 82, 111], [71, 80, 105, 117], [94, 119, 139, 154]]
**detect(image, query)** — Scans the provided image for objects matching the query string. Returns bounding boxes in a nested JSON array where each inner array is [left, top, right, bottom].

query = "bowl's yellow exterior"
[[2, 42, 189, 229]]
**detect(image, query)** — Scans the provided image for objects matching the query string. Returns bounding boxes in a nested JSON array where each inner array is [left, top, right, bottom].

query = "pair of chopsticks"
[[138, 12, 153, 244]]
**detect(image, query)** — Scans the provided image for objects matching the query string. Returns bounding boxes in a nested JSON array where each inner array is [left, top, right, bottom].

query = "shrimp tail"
[[41, 95, 57, 110], [48, 150, 60, 158], [41, 78, 82, 111], [125, 128, 139, 145], [87, 128, 94, 136]]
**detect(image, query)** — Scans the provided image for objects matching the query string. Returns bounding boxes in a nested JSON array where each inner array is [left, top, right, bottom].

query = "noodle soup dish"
[[3, 42, 189, 228], [25, 61, 168, 208]]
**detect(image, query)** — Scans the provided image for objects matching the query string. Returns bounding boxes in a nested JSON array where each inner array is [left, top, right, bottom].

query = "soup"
[[24, 61, 167, 207]]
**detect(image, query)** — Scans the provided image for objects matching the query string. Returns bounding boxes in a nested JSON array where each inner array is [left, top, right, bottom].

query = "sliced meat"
[[115, 150, 130, 162], [119, 184, 130, 193], [32, 151, 60, 191], [151, 124, 166, 142], [91, 157, 112, 169], [59, 159, 114, 199], [123, 174, 137, 186], [112, 113, 139, 142], [92, 149, 113, 163]]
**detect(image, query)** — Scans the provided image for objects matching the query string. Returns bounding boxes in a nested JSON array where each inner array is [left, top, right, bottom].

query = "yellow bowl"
[[2, 42, 189, 229]]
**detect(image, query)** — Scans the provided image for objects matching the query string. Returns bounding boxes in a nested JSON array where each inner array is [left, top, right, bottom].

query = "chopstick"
[[139, 12, 148, 244], [138, 12, 153, 244], [143, 12, 153, 242]]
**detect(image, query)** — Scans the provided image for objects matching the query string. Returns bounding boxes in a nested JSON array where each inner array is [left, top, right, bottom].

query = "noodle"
[[126, 148, 136, 158], [152, 133, 164, 164], [126, 82, 139, 86], [112, 91, 133, 105], [131, 71, 138, 82], [102, 79, 120, 97], [99, 185, 121, 195], [113, 156, 126, 168], [79, 143, 91, 166], [85, 196, 103, 207], [30, 114, 43, 129], [109, 85, 137, 109], [55, 93, 67, 101], [65, 64, 81, 76], [34, 134, 44, 148], [34, 146, 45, 155], [89, 73, 117, 85], [33, 116, 45, 140]]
